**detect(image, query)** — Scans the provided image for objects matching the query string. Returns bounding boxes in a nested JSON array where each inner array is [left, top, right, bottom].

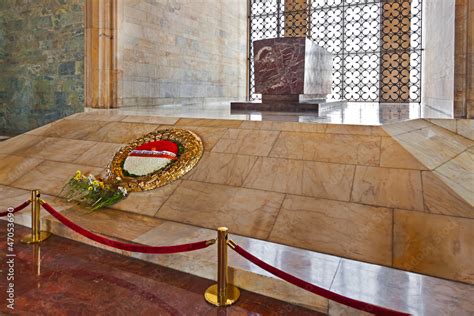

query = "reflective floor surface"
[[82, 101, 456, 125], [0, 224, 321, 315]]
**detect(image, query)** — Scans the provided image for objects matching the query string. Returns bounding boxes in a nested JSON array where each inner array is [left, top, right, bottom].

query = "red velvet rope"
[[41, 202, 215, 254], [0, 200, 31, 217], [231, 242, 410, 316]]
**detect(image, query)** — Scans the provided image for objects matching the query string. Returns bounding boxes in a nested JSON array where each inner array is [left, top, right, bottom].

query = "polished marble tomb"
[[232, 37, 334, 112]]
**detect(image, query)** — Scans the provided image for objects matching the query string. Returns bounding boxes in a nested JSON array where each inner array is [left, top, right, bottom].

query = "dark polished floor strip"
[[0, 224, 322, 315]]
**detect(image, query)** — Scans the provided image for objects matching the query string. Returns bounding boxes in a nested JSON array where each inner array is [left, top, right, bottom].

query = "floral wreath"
[[61, 128, 203, 210]]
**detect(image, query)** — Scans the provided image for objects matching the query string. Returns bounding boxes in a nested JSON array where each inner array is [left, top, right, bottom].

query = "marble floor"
[[0, 114, 472, 284], [0, 113, 472, 314], [0, 224, 320, 315], [87, 101, 426, 125]]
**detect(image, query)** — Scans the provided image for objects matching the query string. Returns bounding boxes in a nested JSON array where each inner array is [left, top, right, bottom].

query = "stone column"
[[284, 0, 309, 37], [380, 0, 411, 102], [85, 0, 117, 108], [454, 0, 474, 118]]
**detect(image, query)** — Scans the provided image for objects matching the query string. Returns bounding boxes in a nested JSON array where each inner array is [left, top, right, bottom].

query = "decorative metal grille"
[[248, 0, 423, 103]]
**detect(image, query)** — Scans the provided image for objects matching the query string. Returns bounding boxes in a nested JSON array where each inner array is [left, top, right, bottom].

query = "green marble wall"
[[0, 0, 84, 135]]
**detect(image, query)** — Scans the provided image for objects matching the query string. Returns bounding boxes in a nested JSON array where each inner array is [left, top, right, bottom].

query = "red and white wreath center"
[[123, 140, 178, 176]]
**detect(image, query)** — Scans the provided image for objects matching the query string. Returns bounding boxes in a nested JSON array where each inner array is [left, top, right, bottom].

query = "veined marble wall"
[[117, 0, 247, 107], [0, 0, 84, 135], [422, 0, 455, 118]]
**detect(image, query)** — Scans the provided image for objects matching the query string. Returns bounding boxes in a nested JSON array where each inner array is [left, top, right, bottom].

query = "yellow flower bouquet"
[[60, 170, 128, 210]]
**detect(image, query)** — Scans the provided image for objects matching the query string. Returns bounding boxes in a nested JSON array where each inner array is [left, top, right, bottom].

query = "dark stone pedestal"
[[231, 98, 321, 113]]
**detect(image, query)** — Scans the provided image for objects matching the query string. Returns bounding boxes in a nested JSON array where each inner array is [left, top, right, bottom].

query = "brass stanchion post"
[[204, 227, 240, 306], [21, 190, 51, 244]]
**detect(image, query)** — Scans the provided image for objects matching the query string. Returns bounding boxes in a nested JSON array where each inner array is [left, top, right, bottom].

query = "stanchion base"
[[20, 231, 51, 244], [204, 284, 240, 306]]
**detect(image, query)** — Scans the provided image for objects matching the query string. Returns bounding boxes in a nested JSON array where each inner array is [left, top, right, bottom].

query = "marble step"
[[382, 119, 474, 211], [6, 205, 474, 315]]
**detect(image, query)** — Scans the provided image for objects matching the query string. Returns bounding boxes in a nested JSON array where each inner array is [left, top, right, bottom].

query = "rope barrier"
[[40, 201, 215, 254], [228, 240, 410, 316], [0, 200, 31, 217], [9, 191, 412, 313]]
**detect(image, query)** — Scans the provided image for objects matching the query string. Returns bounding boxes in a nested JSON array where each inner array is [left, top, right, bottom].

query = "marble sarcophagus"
[[254, 37, 332, 97], [232, 37, 333, 113]]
